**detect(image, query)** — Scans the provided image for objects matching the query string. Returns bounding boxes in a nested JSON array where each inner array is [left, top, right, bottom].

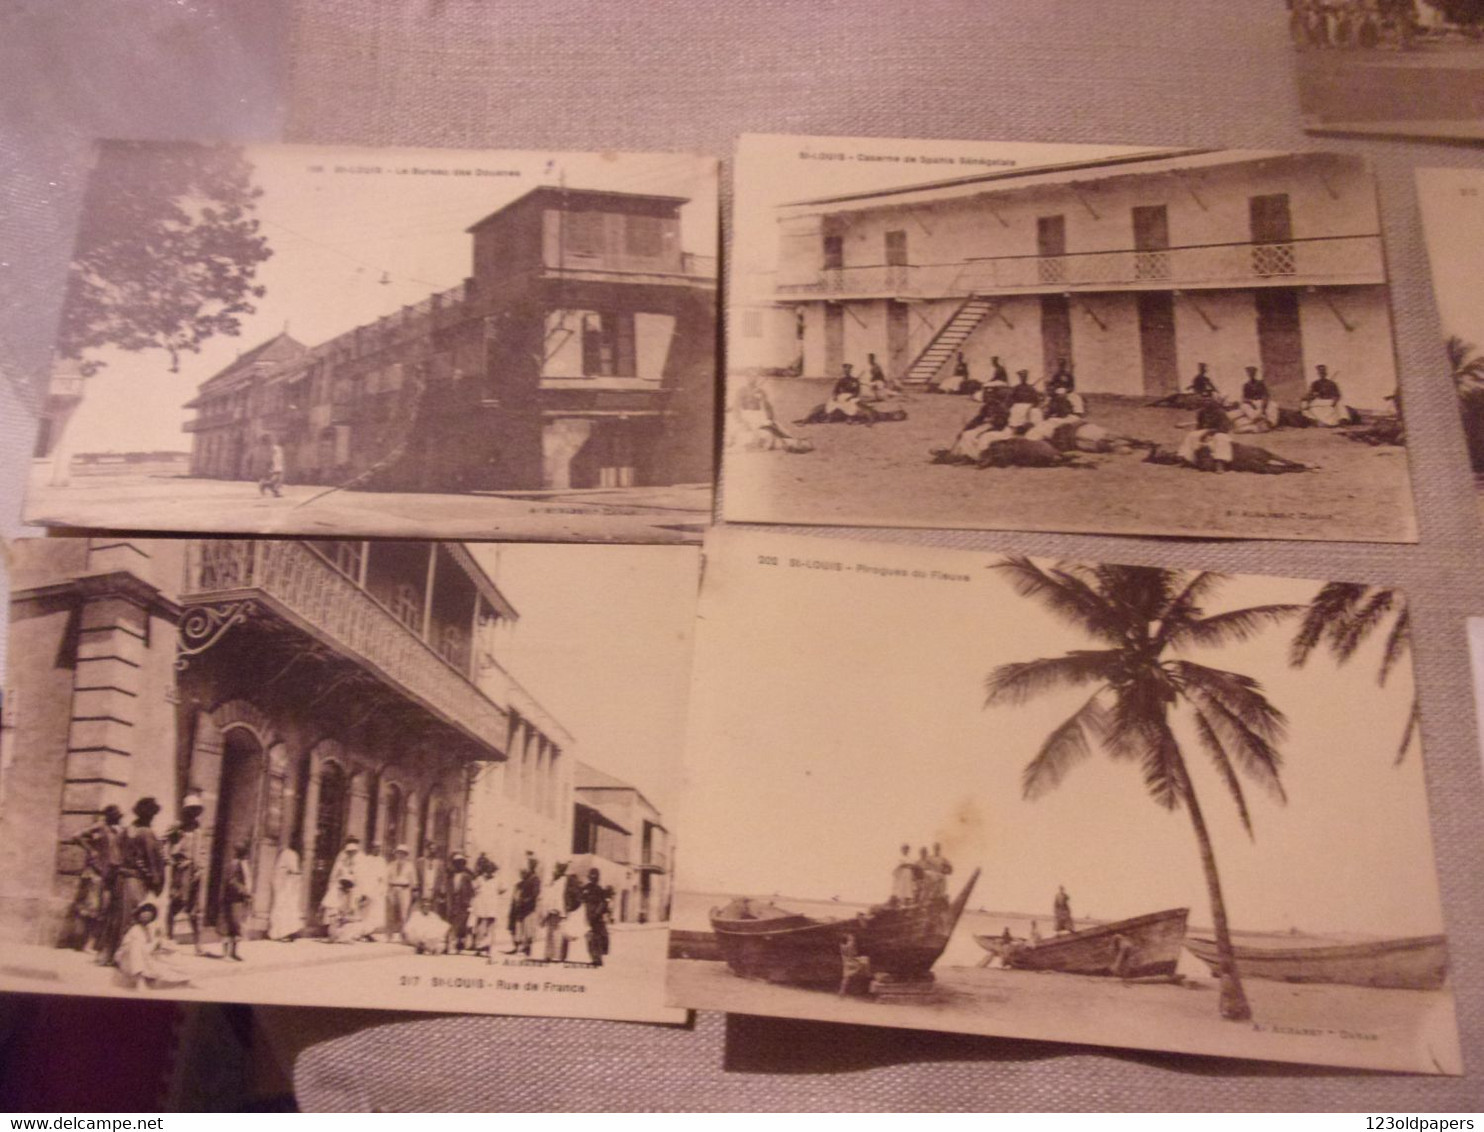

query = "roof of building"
[[779, 148, 1352, 216], [466, 185, 691, 232], [574, 801, 629, 836], [186, 332, 309, 404], [574, 761, 663, 825]]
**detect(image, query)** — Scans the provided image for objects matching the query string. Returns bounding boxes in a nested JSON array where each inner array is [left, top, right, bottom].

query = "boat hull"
[[711, 869, 980, 988], [976, 908, 1189, 979], [1184, 934, 1448, 991]]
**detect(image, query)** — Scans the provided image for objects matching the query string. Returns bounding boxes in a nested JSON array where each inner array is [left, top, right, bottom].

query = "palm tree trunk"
[[1173, 756, 1253, 1022]]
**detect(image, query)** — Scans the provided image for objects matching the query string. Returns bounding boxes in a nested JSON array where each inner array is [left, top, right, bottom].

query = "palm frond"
[[1170, 660, 1288, 745], [1332, 588, 1398, 661], [1190, 706, 1255, 838], [1396, 698, 1421, 765], [1138, 718, 1184, 811], [1168, 603, 1306, 651], [1378, 603, 1412, 687], [984, 651, 1119, 707], [1175, 667, 1288, 803], [1150, 571, 1228, 649], [1021, 692, 1110, 802], [1289, 582, 1367, 667], [992, 558, 1131, 645]]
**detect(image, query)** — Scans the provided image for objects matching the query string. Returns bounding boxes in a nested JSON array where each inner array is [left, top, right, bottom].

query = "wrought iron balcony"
[[775, 234, 1385, 299], [180, 539, 507, 751]]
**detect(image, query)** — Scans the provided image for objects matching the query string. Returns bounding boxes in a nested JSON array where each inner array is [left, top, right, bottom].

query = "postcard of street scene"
[[667, 528, 1460, 1073], [24, 141, 718, 543], [1416, 167, 1484, 525], [1287, 1, 1484, 142], [0, 537, 697, 1023], [723, 133, 1416, 543]]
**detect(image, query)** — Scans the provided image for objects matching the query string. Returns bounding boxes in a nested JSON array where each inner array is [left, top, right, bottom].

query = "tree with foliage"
[[1290, 584, 1418, 764], [57, 141, 273, 374], [984, 560, 1303, 1022]]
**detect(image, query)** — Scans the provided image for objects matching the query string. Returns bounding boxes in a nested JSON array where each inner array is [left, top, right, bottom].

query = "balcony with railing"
[[181, 539, 508, 753], [775, 234, 1386, 299], [539, 249, 718, 288]]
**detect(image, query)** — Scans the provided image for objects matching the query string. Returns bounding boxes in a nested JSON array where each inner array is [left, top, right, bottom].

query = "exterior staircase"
[[902, 296, 997, 385]]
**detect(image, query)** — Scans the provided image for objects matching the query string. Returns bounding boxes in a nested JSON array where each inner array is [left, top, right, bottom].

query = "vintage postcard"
[[0, 537, 695, 1022], [1287, 1, 1484, 142], [25, 141, 717, 542], [669, 528, 1459, 1073], [724, 133, 1415, 542], [1416, 167, 1484, 523]]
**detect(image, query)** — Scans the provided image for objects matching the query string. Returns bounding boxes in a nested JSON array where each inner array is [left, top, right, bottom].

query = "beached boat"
[[975, 908, 1189, 979], [1183, 933, 1448, 990], [710, 868, 980, 987]]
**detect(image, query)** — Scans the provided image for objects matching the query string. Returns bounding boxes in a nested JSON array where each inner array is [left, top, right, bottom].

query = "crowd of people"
[[1288, 0, 1421, 51], [316, 840, 617, 967], [59, 794, 621, 991], [887, 843, 955, 907]]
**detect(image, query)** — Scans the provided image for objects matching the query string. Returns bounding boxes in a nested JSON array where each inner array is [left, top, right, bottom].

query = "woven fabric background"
[[1, 0, 1482, 1110]]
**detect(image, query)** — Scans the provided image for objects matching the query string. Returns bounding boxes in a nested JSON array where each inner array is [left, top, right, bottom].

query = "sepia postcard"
[[724, 133, 1416, 543], [1416, 167, 1484, 524], [668, 528, 1459, 1073], [25, 141, 718, 543], [0, 537, 696, 1023], [1287, 1, 1484, 142]]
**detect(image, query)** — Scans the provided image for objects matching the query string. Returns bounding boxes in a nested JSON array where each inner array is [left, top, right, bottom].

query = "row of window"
[[821, 193, 1297, 267]]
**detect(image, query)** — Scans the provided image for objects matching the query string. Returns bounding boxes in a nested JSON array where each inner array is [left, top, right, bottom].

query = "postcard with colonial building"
[[1416, 167, 1484, 522], [1287, 1, 1484, 142], [0, 537, 695, 1022], [25, 142, 717, 542], [668, 528, 1459, 1072], [724, 134, 1415, 542]]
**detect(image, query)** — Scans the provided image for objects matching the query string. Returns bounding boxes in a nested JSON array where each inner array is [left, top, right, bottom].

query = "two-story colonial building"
[[571, 763, 669, 924], [182, 186, 716, 496], [0, 536, 568, 945], [766, 149, 1397, 410]]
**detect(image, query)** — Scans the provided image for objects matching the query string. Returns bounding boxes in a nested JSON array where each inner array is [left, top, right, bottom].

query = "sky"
[[467, 543, 701, 821], [1416, 167, 1484, 353], [60, 142, 719, 454], [679, 529, 1445, 941]]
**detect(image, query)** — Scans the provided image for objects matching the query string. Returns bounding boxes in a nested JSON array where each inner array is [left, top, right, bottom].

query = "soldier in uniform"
[[165, 791, 208, 954]]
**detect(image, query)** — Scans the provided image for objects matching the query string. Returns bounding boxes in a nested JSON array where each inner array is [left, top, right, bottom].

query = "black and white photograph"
[[669, 528, 1459, 1073], [0, 537, 697, 1022], [1287, 1, 1484, 142], [724, 134, 1415, 542], [1416, 166, 1484, 525], [24, 142, 718, 542]]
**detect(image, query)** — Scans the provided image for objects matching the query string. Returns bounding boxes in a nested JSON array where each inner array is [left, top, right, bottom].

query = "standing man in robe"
[[99, 797, 166, 966], [415, 840, 444, 917], [890, 843, 919, 905], [164, 791, 208, 954], [62, 804, 123, 953], [359, 843, 389, 941], [579, 868, 614, 968], [386, 844, 416, 942], [445, 852, 475, 953], [1053, 885, 1074, 934]]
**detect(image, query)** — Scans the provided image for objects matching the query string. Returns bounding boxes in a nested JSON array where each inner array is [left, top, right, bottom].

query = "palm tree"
[[984, 559, 1303, 1022], [1290, 583, 1417, 764], [1447, 335, 1484, 474]]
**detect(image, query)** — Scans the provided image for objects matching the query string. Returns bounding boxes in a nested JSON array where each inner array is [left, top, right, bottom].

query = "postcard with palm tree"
[[1417, 167, 1484, 522], [668, 528, 1459, 1073]]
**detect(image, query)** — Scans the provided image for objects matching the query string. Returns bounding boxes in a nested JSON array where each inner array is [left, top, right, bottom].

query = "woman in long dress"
[[267, 843, 305, 941]]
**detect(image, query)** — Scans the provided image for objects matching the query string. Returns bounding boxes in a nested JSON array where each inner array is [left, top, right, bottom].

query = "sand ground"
[[0, 923, 681, 1022], [723, 381, 1417, 542], [24, 470, 712, 543]]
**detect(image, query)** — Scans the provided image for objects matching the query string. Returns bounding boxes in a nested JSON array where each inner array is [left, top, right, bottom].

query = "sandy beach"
[[669, 894, 1460, 1074]]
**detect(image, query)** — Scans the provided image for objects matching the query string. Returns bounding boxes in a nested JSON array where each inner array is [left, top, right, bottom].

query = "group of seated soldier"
[[795, 355, 909, 426], [1150, 362, 1361, 432]]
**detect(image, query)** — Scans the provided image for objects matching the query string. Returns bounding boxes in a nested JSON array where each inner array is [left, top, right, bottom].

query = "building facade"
[[183, 186, 717, 494], [571, 763, 670, 924], [765, 150, 1397, 409], [0, 537, 566, 946]]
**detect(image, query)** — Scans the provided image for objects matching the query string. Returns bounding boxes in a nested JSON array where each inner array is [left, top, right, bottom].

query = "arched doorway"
[[383, 783, 404, 852], [208, 728, 265, 924], [310, 760, 349, 911]]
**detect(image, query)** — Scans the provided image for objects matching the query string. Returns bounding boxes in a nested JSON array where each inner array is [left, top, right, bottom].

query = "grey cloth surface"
[[1, 0, 1483, 1111]]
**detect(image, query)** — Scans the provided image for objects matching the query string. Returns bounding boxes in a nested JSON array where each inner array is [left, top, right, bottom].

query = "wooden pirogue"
[[709, 868, 980, 988], [1183, 933, 1448, 990], [975, 908, 1190, 979]]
